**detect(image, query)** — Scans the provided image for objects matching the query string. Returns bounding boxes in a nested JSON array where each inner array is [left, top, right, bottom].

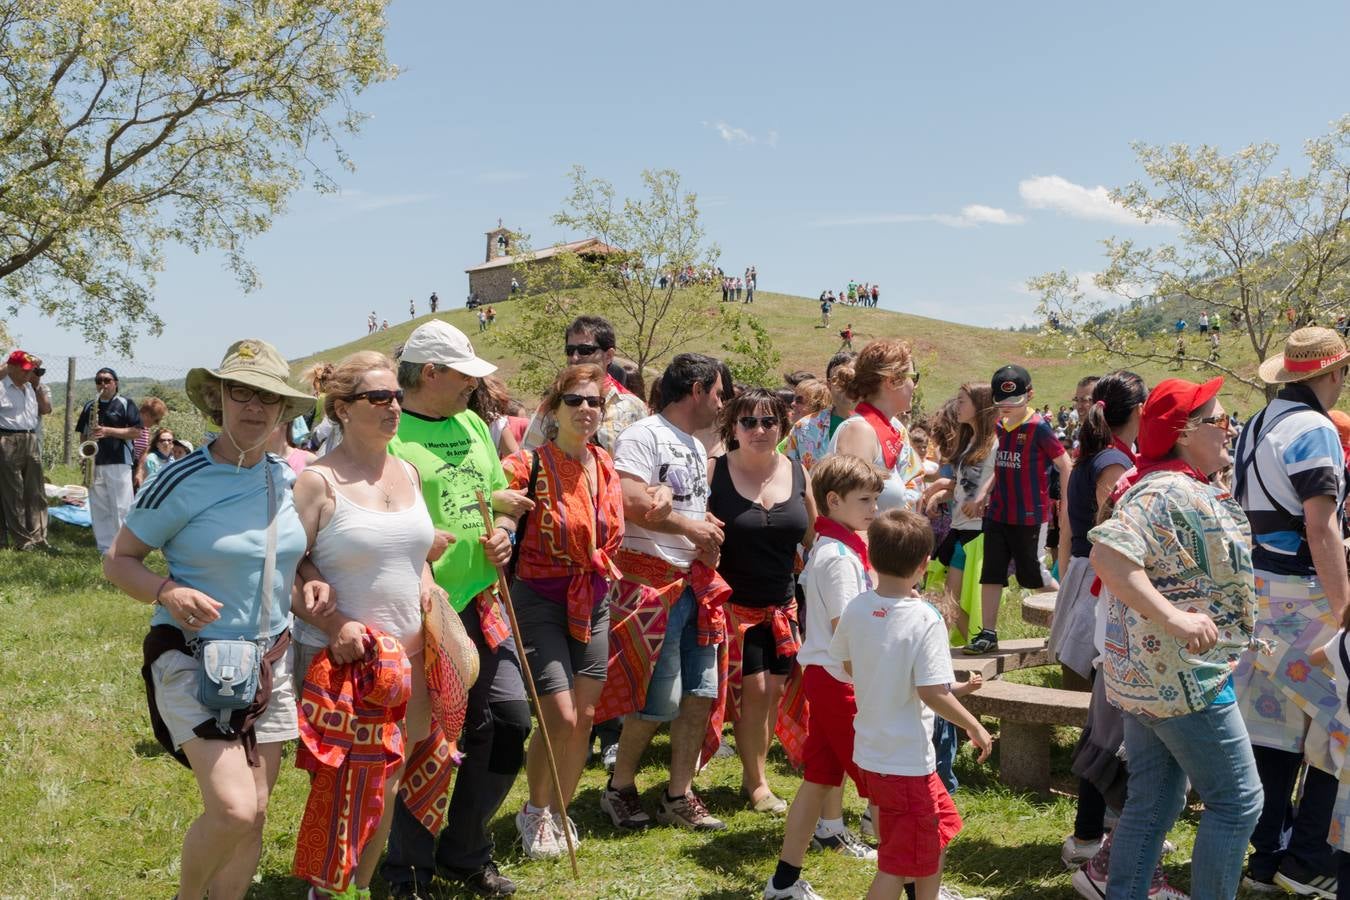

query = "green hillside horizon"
[[290, 289, 1276, 417]]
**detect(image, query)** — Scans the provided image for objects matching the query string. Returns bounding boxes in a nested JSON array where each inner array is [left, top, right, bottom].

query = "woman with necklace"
[[494, 363, 625, 859], [828, 339, 924, 513], [289, 350, 438, 898], [708, 387, 815, 813], [105, 339, 316, 900]]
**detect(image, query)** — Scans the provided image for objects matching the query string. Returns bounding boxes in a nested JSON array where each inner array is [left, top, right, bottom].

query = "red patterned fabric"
[[855, 401, 904, 471], [700, 601, 808, 769], [293, 630, 410, 892], [502, 443, 624, 643], [475, 587, 511, 650], [594, 548, 731, 725]]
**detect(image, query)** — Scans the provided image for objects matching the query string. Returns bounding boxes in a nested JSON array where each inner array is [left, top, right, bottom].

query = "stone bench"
[[1021, 590, 1057, 628], [949, 637, 1050, 682], [962, 678, 1091, 793]]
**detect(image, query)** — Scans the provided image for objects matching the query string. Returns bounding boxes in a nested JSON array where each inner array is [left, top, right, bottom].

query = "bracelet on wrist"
[[154, 576, 172, 606]]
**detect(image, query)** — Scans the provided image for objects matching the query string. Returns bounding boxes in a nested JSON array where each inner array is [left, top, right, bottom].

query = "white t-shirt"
[[950, 438, 997, 531], [0, 374, 37, 431], [612, 413, 710, 569], [829, 590, 954, 776], [798, 536, 871, 682]]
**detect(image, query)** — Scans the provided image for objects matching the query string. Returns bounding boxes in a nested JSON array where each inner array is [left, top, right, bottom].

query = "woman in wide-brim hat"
[[104, 339, 326, 899]]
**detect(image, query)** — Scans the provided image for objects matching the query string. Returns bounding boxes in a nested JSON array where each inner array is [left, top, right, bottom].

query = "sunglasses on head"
[[564, 343, 601, 358], [737, 415, 779, 431], [225, 383, 282, 405], [347, 389, 404, 407], [561, 393, 603, 408]]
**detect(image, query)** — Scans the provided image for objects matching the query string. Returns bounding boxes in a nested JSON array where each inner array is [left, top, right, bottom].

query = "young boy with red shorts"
[[830, 508, 992, 900]]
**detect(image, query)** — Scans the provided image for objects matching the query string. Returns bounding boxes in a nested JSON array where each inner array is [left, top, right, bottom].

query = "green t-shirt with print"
[[389, 409, 507, 611]]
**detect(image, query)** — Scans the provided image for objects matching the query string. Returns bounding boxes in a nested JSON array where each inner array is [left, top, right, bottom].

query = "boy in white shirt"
[[765, 455, 884, 899], [830, 508, 992, 900]]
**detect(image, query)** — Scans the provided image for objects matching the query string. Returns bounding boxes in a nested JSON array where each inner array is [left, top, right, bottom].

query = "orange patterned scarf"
[[503, 443, 624, 642], [594, 547, 732, 724]]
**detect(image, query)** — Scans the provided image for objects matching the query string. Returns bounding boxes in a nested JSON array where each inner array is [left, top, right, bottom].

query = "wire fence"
[[21, 351, 206, 471]]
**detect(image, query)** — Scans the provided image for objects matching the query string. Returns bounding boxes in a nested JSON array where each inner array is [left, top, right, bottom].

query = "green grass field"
[[288, 289, 1279, 420], [7, 491, 1280, 899]]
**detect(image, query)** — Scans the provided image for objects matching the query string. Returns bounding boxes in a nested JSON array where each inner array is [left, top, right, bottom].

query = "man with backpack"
[[1233, 327, 1350, 897]]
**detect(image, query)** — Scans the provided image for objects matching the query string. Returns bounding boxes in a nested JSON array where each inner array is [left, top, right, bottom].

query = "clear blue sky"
[[10, 1, 1350, 368]]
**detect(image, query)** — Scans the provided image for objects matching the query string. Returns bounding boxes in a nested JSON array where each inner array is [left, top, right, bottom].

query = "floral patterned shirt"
[[1089, 470, 1257, 720], [782, 408, 838, 471]]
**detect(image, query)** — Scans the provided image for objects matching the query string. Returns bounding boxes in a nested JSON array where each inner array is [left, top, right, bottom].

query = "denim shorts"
[[637, 585, 719, 722]]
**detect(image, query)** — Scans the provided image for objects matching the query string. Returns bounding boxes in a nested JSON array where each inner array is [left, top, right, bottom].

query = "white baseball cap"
[[400, 320, 497, 377]]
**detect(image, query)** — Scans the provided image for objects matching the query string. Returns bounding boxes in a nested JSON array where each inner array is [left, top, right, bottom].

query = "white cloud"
[[1017, 175, 1149, 226], [703, 120, 777, 147], [323, 190, 437, 212], [813, 204, 1024, 228]]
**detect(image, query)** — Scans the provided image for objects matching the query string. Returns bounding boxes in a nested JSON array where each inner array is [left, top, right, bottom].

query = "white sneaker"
[[938, 887, 988, 900], [763, 875, 825, 899], [601, 743, 618, 772], [1061, 834, 1104, 869], [551, 811, 580, 849], [515, 804, 561, 859]]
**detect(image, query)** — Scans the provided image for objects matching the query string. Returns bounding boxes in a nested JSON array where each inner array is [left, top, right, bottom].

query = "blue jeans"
[[636, 586, 719, 722], [933, 716, 959, 794], [1107, 701, 1263, 900]]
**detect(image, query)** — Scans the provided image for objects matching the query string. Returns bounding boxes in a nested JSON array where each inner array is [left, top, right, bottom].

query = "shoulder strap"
[[258, 461, 278, 640], [1233, 403, 1311, 524], [508, 449, 542, 575]]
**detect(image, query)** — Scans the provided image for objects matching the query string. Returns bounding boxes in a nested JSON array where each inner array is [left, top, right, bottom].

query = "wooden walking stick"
[[475, 491, 579, 877]]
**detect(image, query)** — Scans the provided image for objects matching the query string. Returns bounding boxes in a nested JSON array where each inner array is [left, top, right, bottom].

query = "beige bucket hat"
[[185, 339, 315, 423], [1257, 327, 1350, 385]]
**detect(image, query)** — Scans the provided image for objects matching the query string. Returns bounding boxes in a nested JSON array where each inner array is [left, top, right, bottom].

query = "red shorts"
[[801, 665, 865, 795], [861, 769, 962, 878]]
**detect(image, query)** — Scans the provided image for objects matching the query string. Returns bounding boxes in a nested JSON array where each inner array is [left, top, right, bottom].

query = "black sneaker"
[[600, 781, 653, 829], [1274, 859, 1338, 899], [962, 629, 999, 655], [440, 861, 517, 897]]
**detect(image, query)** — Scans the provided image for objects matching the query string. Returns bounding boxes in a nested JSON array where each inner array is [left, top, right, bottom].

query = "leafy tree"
[[1030, 117, 1350, 398], [0, 0, 393, 355], [489, 166, 778, 391]]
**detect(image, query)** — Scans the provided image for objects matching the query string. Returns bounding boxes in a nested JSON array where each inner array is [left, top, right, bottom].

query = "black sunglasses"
[[561, 393, 604, 408], [347, 389, 404, 407], [564, 343, 601, 358], [94, 377, 114, 385], [225, 383, 281, 405], [737, 415, 779, 431]]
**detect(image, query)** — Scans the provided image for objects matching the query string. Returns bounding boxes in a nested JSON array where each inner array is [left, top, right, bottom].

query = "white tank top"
[[293, 461, 435, 654]]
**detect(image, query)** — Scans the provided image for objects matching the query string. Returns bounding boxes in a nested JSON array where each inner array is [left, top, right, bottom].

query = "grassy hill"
[[290, 289, 1277, 417]]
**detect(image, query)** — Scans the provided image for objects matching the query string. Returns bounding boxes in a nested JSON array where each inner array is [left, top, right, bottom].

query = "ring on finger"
[[186, 614, 197, 626]]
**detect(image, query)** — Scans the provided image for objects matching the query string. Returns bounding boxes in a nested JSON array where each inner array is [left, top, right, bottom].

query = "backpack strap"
[[1233, 403, 1314, 534], [507, 449, 543, 576]]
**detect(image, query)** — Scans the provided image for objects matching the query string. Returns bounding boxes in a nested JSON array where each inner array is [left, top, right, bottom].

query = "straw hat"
[[1258, 327, 1350, 385], [185, 339, 314, 423]]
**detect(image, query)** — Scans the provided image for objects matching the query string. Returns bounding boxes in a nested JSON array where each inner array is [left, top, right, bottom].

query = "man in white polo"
[[0, 350, 52, 550]]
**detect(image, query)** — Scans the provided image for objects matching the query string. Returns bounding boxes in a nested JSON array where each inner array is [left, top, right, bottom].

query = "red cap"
[[1137, 377, 1224, 459], [5, 350, 34, 371]]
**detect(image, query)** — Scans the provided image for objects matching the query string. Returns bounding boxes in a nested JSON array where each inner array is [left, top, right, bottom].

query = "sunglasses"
[[737, 415, 780, 431], [156, 437, 175, 444], [1199, 412, 1232, 430], [347, 389, 404, 407], [896, 371, 920, 385], [224, 383, 282, 405], [561, 393, 604, 408], [94, 377, 113, 385], [564, 343, 601, 358]]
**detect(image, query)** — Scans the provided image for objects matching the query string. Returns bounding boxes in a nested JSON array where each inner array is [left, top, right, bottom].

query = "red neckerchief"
[[854, 401, 902, 470], [813, 516, 870, 573], [606, 374, 632, 396], [1112, 435, 1138, 465]]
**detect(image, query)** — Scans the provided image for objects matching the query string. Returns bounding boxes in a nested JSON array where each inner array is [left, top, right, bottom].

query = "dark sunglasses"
[[94, 377, 114, 385], [561, 393, 604, 408], [1199, 413, 1232, 430], [902, 371, 921, 384], [737, 415, 780, 431], [225, 383, 281, 405], [347, 389, 404, 407], [564, 343, 601, 358]]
